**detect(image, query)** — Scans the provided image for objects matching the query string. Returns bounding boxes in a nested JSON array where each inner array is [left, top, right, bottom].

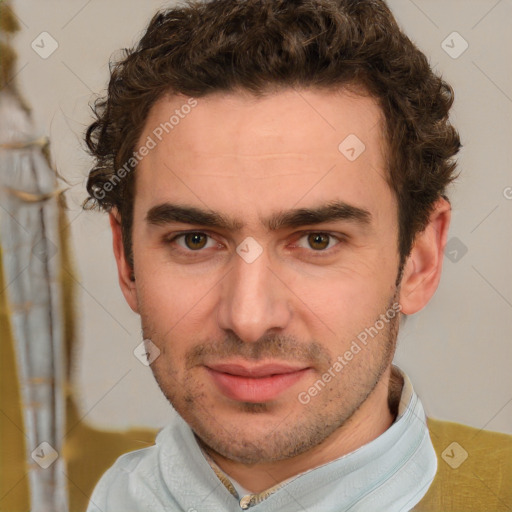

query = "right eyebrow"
[[145, 203, 244, 231]]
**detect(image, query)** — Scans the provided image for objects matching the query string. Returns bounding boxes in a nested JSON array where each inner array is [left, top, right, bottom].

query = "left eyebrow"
[[145, 200, 372, 232], [267, 201, 372, 231]]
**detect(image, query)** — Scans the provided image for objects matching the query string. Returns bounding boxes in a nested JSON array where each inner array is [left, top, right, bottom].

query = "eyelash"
[[163, 231, 345, 257]]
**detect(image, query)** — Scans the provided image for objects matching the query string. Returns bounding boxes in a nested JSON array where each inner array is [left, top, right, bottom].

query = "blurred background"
[[5, 0, 512, 435]]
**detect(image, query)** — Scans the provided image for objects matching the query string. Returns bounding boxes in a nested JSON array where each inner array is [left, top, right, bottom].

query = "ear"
[[109, 210, 139, 314], [399, 197, 451, 314]]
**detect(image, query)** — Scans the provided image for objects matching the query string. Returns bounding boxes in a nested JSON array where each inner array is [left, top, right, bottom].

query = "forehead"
[[133, 88, 393, 229], [143, 87, 384, 156]]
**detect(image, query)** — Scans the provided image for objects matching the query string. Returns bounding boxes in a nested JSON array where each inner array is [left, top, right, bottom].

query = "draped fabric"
[[0, 221, 156, 512], [0, 3, 155, 510]]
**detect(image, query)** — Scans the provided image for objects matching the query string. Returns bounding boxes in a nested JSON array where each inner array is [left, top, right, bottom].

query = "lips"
[[205, 362, 310, 403], [208, 363, 307, 377]]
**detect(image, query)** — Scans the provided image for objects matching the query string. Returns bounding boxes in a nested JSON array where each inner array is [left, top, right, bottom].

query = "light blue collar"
[[86, 366, 437, 512]]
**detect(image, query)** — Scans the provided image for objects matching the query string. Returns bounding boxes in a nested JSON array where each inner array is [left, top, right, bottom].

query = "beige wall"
[[8, 0, 512, 433]]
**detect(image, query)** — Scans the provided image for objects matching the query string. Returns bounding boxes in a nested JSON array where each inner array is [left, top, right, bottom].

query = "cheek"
[[137, 271, 201, 328], [284, 264, 398, 357], [135, 259, 222, 360]]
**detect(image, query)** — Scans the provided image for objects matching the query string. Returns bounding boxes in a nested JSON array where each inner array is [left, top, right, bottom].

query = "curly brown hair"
[[84, 0, 461, 270]]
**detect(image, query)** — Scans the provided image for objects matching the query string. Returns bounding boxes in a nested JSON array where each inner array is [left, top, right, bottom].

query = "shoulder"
[[86, 425, 177, 512], [413, 417, 512, 511]]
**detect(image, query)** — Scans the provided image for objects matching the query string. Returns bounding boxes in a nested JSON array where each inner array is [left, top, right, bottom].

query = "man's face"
[[129, 88, 402, 464]]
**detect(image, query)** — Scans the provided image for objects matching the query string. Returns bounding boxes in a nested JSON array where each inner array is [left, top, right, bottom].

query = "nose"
[[216, 245, 292, 343]]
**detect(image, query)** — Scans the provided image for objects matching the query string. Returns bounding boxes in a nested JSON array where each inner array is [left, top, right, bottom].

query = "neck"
[[200, 365, 401, 494]]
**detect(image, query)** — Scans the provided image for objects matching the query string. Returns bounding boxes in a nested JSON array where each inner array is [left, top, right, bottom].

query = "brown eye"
[[184, 233, 208, 250], [307, 233, 330, 250]]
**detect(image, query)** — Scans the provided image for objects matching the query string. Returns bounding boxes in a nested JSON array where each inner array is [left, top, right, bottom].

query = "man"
[[84, 1, 511, 511]]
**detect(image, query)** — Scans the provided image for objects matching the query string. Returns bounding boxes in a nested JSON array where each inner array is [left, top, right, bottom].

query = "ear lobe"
[[399, 198, 451, 315], [109, 210, 139, 314]]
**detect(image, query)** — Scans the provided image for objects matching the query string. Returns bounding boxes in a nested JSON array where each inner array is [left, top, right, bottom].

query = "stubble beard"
[[141, 291, 400, 465]]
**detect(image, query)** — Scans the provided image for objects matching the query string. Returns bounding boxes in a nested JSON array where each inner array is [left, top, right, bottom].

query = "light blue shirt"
[[87, 366, 437, 511]]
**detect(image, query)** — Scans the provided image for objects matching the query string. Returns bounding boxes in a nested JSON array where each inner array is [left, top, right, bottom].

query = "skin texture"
[[110, 88, 451, 493]]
